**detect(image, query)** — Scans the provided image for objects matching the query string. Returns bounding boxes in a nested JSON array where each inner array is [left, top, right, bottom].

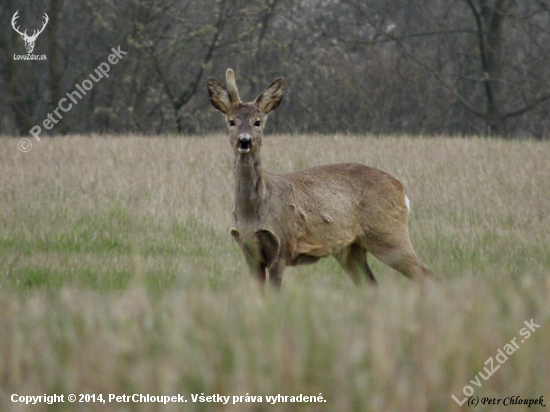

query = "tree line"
[[1, 0, 549, 138]]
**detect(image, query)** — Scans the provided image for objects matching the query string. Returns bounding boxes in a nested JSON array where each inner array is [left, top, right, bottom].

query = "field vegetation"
[[0, 134, 549, 411]]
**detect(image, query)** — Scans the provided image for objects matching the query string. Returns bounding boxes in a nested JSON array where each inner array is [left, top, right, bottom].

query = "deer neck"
[[234, 150, 266, 220]]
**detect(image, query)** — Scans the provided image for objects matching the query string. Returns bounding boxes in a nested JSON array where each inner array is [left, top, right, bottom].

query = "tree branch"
[[503, 93, 550, 119]]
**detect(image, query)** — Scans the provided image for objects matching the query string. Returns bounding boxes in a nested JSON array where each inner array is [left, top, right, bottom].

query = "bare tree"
[[337, 0, 550, 136], [1, 0, 550, 137]]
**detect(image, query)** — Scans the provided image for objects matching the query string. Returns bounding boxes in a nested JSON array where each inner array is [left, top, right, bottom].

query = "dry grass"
[[0, 134, 549, 411]]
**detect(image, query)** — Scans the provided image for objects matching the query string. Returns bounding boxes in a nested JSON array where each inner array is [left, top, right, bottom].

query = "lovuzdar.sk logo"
[[12, 10, 48, 60]]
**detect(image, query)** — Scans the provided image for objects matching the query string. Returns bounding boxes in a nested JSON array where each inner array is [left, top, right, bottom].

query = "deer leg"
[[362, 256, 377, 285], [387, 254, 435, 281], [267, 260, 286, 289], [243, 254, 267, 291], [370, 240, 435, 281], [334, 243, 377, 285]]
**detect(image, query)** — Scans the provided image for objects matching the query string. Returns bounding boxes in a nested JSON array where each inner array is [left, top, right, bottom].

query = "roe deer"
[[207, 69, 437, 289]]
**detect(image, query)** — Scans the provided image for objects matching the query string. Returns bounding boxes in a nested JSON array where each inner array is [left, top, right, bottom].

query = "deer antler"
[[11, 11, 49, 41], [28, 13, 49, 41], [226, 69, 242, 105], [11, 11, 27, 37]]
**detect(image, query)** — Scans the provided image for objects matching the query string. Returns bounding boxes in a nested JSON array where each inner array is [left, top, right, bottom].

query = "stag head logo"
[[11, 10, 49, 54]]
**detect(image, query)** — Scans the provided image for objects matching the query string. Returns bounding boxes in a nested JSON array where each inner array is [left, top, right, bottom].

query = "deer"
[[11, 10, 49, 54], [207, 69, 437, 290]]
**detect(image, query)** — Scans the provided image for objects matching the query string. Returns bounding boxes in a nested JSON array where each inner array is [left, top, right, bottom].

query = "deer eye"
[[228, 120, 236, 127], [254, 120, 261, 127]]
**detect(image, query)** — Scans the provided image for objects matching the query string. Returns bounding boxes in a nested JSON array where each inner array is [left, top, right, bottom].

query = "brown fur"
[[207, 69, 437, 289]]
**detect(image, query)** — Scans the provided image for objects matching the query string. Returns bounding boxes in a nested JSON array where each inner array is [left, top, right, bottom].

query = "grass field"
[[0, 134, 549, 411]]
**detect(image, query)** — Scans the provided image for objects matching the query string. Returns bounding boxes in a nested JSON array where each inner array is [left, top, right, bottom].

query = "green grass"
[[0, 134, 549, 411]]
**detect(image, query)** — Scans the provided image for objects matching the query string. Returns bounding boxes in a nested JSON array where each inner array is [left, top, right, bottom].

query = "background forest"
[[2, 0, 550, 138]]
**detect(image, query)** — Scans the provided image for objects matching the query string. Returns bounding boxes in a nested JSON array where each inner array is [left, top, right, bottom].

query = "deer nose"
[[237, 135, 252, 153]]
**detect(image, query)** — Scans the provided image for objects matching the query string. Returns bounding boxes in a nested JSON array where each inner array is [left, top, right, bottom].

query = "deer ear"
[[255, 78, 285, 114], [255, 229, 280, 265], [207, 77, 233, 114]]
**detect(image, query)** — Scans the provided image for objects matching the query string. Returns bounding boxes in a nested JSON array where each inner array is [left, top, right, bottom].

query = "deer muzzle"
[[237, 135, 252, 153]]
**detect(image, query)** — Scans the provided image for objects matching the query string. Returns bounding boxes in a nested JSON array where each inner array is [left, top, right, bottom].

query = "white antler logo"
[[11, 10, 49, 54]]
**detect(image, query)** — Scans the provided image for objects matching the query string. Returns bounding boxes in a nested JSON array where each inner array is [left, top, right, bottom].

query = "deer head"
[[12, 11, 49, 54], [206, 69, 285, 157]]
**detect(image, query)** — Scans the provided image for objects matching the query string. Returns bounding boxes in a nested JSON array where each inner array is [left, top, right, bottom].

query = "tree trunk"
[[477, 0, 511, 136], [48, 0, 64, 134]]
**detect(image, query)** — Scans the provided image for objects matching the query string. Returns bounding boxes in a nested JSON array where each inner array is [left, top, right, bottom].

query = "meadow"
[[0, 134, 549, 411]]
